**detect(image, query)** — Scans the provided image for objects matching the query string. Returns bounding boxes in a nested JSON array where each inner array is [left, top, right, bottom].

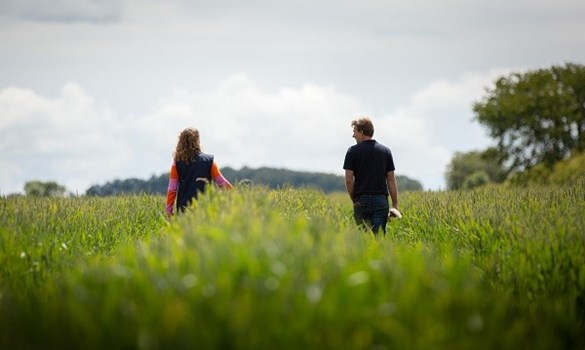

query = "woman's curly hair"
[[174, 128, 201, 163]]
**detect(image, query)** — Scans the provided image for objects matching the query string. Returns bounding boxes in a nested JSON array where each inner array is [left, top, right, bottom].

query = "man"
[[343, 117, 399, 236]]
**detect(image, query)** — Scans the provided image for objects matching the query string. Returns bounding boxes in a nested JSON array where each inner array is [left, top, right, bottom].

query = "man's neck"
[[355, 136, 373, 143]]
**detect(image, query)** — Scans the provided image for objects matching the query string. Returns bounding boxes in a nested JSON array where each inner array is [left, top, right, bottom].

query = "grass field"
[[1, 184, 584, 349]]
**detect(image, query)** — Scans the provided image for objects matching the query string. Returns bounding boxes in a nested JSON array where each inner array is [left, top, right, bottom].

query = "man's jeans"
[[353, 194, 390, 235]]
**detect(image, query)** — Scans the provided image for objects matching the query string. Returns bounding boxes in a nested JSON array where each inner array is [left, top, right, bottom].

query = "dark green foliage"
[[445, 149, 506, 190], [395, 174, 424, 192], [472, 62, 585, 173], [86, 175, 168, 196], [86, 166, 424, 195], [222, 166, 346, 192], [24, 180, 67, 197], [507, 151, 585, 186]]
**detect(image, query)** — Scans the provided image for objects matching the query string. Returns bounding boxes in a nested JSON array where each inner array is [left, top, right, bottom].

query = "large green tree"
[[472, 62, 585, 173]]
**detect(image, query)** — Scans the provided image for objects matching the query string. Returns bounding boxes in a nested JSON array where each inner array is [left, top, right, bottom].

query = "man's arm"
[[345, 170, 355, 202], [387, 170, 399, 208]]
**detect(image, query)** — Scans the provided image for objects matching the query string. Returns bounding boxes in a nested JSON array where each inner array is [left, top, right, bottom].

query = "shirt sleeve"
[[343, 147, 354, 170], [210, 161, 233, 189], [386, 148, 396, 172], [166, 161, 179, 215]]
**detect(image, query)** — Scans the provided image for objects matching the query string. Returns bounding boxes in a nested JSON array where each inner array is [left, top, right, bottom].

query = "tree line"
[[84, 166, 423, 196]]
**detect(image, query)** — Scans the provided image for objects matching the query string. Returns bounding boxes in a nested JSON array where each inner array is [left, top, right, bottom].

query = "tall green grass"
[[1, 184, 583, 349], [0, 195, 166, 294]]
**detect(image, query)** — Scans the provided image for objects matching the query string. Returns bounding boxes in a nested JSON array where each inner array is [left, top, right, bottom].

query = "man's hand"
[[389, 207, 402, 218]]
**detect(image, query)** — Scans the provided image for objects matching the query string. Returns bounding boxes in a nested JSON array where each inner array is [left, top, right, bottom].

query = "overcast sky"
[[1, 0, 584, 194]]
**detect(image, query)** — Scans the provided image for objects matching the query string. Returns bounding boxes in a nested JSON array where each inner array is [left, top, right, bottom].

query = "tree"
[[461, 171, 490, 189], [472, 62, 585, 173], [24, 181, 67, 197], [445, 149, 506, 190]]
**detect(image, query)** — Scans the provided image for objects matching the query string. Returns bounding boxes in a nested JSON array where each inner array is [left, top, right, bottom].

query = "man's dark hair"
[[351, 117, 374, 137]]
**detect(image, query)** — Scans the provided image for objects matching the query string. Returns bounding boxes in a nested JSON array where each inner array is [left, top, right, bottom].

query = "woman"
[[166, 127, 233, 216]]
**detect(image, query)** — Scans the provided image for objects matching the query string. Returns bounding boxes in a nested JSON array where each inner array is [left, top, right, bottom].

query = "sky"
[[1, 0, 584, 194]]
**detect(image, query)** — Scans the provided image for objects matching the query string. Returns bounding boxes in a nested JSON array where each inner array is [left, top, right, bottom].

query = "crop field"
[[1, 184, 584, 349]]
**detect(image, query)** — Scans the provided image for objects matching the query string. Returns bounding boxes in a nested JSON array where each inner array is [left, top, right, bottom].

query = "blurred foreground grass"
[[1, 184, 584, 349]]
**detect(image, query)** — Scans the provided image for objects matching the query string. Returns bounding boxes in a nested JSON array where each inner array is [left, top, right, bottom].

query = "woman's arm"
[[211, 161, 233, 189], [166, 161, 179, 216]]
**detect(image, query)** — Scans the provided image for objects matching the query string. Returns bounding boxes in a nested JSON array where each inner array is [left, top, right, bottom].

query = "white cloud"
[[406, 69, 511, 149], [140, 73, 365, 173], [0, 83, 129, 194], [0, 71, 504, 195]]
